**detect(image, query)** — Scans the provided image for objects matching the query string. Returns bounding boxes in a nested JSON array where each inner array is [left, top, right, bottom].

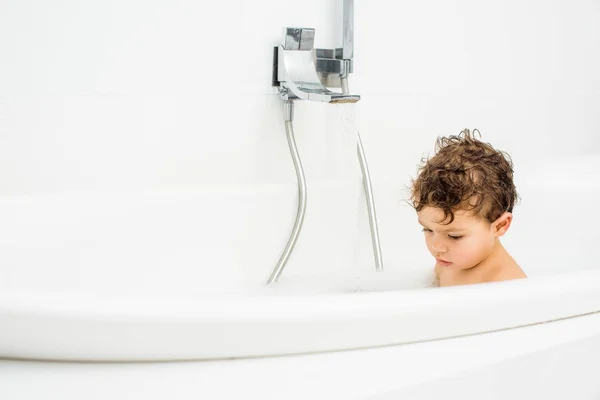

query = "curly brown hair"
[[410, 129, 518, 224]]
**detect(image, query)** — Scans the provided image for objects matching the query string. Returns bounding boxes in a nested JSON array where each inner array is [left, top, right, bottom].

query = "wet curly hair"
[[410, 129, 518, 224]]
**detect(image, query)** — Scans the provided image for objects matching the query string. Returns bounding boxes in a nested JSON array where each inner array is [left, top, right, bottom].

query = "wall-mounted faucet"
[[274, 27, 359, 103], [269, 0, 383, 285], [274, 0, 358, 103]]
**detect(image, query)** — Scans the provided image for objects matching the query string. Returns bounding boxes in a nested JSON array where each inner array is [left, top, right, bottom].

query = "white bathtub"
[[1, 155, 600, 399]]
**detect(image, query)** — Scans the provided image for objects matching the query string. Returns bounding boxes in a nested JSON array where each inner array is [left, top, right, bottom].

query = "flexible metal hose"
[[268, 101, 307, 285]]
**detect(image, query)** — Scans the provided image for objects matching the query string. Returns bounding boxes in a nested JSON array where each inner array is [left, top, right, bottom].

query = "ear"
[[492, 212, 512, 238]]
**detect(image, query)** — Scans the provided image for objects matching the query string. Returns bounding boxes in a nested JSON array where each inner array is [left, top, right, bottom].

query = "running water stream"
[[335, 103, 365, 291]]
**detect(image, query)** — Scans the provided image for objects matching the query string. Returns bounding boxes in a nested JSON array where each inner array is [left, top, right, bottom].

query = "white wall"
[[1, 0, 599, 293]]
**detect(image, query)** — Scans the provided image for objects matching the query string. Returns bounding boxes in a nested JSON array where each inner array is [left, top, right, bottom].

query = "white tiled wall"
[[0, 0, 599, 293]]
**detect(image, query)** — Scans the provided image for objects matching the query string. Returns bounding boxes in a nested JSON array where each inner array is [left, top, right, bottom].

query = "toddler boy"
[[410, 129, 527, 287]]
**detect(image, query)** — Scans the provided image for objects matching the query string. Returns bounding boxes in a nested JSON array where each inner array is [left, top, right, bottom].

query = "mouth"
[[436, 258, 453, 267]]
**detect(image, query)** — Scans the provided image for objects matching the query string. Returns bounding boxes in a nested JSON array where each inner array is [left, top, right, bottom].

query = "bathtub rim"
[[1, 267, 600, 362]]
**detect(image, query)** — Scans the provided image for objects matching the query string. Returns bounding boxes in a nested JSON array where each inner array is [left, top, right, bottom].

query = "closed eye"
[[448, 235, 463, 240], [421, 228, 432, 233]]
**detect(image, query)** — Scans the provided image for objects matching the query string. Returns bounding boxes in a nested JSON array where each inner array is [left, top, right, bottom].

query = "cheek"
[[455, 236, 494, 260], [424, 234, 436, 252], [424, 235, 431, 248]]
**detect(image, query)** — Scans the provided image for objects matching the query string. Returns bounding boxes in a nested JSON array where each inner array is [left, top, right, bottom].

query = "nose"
[[430, 235, 447, 254]]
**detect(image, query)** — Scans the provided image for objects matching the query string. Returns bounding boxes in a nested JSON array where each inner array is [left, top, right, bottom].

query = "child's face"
[[417, 206, 508, 272]]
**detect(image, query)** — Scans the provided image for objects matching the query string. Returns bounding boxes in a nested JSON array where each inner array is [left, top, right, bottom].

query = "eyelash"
[[421, 228, 463, 241]]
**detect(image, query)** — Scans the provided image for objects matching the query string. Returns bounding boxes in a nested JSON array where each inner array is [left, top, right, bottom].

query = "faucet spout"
[[328, 95, 360, 104], [276, 43, 360, 103]]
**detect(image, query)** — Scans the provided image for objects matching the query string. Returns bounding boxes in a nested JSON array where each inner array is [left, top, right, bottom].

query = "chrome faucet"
[[269, 0, 383, 285], [274, 0, 358, 102], [274, 27, 359, 103]]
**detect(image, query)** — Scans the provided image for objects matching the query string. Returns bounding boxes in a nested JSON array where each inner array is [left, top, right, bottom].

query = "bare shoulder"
[[492, 264, 527, 282]]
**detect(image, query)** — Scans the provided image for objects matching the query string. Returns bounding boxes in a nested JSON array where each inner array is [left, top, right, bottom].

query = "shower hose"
[[267, 100, 306, 285]]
